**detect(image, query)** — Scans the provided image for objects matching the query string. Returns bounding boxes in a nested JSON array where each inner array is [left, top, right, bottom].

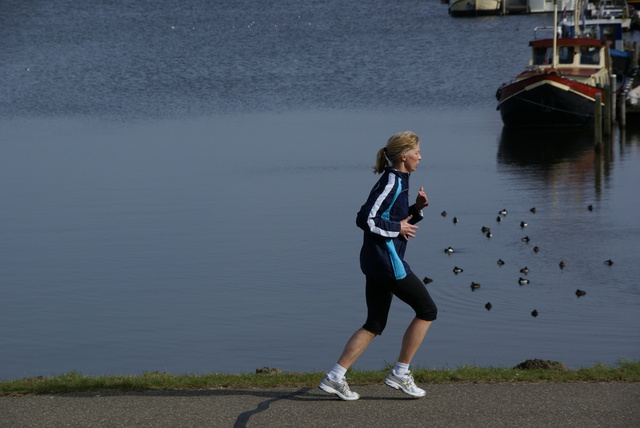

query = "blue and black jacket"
[[356, 167, 423, 281]]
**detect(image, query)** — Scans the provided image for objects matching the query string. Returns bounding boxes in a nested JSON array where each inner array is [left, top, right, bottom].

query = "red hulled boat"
[[496, 37, 611, 128]]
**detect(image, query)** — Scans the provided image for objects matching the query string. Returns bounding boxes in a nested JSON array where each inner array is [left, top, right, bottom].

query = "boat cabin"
[[530, 39, 605, 67], [521, 38, 610, 88], [529, 39, 606, 67]]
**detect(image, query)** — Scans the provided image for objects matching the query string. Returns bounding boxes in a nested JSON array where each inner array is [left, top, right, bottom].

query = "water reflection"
[[497, 128, 595, 167], [498, 127, 614, 197], [497, 126, 640, 196]]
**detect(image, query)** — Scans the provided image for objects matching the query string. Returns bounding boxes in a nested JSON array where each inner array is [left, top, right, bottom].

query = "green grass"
[[1, 360, 638, 397]]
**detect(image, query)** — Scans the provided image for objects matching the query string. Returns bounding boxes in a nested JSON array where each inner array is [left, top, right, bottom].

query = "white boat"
[[587, 0, 633, 30], [529, 0, 557, 13], [559, 17, 626, 49], [529, 0, 633, 18], [560, 9, 627, 49], [627, 85, 640, 109], [449, 0, 502, 16]]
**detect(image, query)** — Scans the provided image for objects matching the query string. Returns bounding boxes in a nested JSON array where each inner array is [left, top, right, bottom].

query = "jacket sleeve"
[[408, 205, 424, 225], [356, 204, 401, 237], [356, 175, 402, 238]]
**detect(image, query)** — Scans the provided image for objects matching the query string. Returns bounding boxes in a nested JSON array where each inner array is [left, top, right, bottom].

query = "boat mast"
[[553, 0, 558, 68], [574, 0, 581, 38]]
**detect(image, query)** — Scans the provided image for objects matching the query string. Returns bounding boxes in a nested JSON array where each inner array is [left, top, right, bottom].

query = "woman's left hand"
[[416, 187, 429, 210]]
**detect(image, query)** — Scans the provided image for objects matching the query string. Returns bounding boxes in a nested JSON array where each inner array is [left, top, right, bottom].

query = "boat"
[[559, 14, 625, 49], [494, 0, 632, 128], [496, 35, 611, 127], [586, 0, 633, 31], [528, 0, 558, 13], [449, 0, 502, 16], [629, 4, 640, 30], [626, 84, 640, 114]]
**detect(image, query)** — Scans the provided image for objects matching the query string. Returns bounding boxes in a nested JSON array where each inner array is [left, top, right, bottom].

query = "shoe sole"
[[384, 379, 426, 398], [318, 383, 360, 401]]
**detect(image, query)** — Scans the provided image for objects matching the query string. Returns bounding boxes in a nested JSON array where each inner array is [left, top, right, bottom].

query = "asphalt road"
[[1, 383, 638, 427]]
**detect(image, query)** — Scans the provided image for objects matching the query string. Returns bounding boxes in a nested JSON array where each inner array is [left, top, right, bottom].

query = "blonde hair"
[[373, 131, 420, 174]]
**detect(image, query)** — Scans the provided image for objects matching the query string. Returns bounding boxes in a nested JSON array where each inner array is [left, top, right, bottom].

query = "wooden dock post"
[[610, 74, 616, 124], [594, 93, 603, 149], [602, 84, 611, 137], [620, 91, 626, 127]]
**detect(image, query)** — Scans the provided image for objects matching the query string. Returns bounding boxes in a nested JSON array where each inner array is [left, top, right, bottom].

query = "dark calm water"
[[1, 1, 639, 380]]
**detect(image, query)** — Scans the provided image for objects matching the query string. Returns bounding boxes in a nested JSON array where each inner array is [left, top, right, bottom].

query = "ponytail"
[[372, 148, 389, 174]]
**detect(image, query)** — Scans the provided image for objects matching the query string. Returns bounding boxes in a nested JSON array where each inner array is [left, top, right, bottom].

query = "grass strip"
[[1, 360, 638, 397]]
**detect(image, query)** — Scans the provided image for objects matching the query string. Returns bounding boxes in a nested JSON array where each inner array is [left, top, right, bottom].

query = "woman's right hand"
[[399, 215, 419, 241]]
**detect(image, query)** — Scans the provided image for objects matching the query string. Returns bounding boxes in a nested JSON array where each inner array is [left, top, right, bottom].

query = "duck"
[[518, 277, 530, 285], [575, 289, 587, 297], [559, 261, 566, 269], [444, 247, 454, 254], [452, 216, 459, 224], [533, 246, 540, 253], [530, 207, 536, 213], [520, 221, 527, 228], [486, 231, 492, 238], [485, 302, 492, 311], [520, 267, 529, 274], [499, 209, 508, 215], [470, 282, 481, 291], [588, 204, 594, 211], [496, 216, 502, 222], [453, 266, 463, 274], [481, 226, 491, 233], [604, 259, 614, 266], [423, 277, 433, 284], [441, 211, 447, 217], [497, 259, 505, 266], [521, 236, 530, 242], [531, 309, 539, 317]]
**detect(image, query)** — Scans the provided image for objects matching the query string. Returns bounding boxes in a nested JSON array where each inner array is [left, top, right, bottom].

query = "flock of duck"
[[427, 206, 614, 318]]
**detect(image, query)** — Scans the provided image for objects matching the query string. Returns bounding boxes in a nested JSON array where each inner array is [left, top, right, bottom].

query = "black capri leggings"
[[362, 272, 437, 335]]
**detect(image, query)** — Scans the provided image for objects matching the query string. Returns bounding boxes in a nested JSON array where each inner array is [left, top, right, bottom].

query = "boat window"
[[558, 47, 575, 64], [601, 25, 615, 44], [583, 26, 599, 39], [533, 47, 553, 65], [580, 46, 600, 65]]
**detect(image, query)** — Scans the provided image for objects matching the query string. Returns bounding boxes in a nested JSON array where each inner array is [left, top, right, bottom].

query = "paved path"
[[2, 383, 638, 427]]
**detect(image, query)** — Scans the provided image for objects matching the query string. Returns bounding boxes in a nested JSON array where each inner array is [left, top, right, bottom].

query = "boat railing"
[[533, 26, 557, 40]]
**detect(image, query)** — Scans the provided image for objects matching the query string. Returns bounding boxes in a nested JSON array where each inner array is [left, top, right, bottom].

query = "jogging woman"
[[318, 131, 437, 400]]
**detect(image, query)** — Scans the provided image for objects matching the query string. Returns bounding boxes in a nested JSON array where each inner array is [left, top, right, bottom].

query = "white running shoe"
[[384, 370, 426, 398], [318, 374, 360, 401]]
